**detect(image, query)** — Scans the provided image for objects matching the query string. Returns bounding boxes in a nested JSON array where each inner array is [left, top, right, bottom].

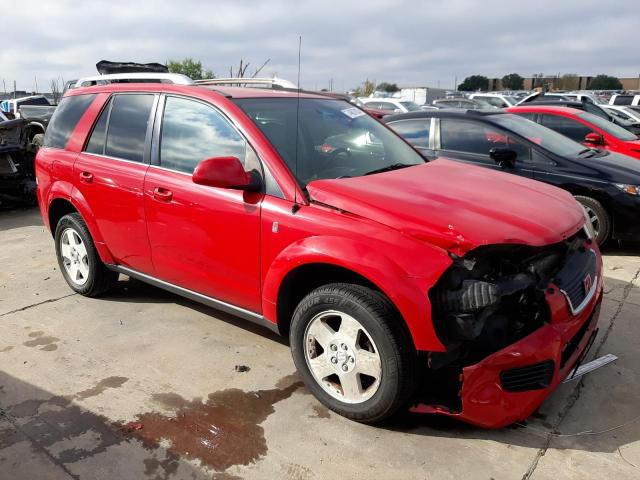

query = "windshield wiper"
[[364, 163, 411, 176]]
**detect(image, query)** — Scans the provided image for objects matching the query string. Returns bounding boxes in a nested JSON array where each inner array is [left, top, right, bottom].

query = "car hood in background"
[[307, 159, 584, 255]]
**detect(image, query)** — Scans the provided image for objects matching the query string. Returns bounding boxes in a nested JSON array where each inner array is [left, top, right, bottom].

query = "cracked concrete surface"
[[1, 207, 639, 480]]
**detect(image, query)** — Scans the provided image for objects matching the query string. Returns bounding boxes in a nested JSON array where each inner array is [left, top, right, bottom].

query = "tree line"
[[457, 73, 624, 92]]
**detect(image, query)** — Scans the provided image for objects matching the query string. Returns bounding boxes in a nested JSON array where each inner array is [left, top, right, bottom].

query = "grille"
[[560, 310, 595, 368], [500, 360, 555, 392], [555, 249, 597, 314]]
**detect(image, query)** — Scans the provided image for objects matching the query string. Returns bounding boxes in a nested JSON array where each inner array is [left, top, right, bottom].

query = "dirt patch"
[[127, 376, 303, 472], [310, 404, 331, 419], [0, 346, 13, 353], [23, 334, 60, 351]]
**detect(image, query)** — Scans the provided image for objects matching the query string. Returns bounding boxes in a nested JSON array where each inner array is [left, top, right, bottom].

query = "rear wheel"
[[54, 213, 118, 296], [574, 195, 610, 245], [290, 283, 417, 423], [31, 133, 44, 151]]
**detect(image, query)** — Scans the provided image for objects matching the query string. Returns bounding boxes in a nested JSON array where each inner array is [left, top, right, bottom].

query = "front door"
[[436, 118, 535, 179], [144, 95, 263, 312]]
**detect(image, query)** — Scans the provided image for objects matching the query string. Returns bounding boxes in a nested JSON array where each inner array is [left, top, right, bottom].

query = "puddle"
[[126, 376, 303, 471], [23, 331, 60, 351]]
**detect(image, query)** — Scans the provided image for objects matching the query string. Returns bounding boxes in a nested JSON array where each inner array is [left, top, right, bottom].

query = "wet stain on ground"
[[125, 375, 303, 472], [0, 346, 13, 353], [23, 331, 60, 351], [75, 376, 129, 400], [310, 404, 331, 419]]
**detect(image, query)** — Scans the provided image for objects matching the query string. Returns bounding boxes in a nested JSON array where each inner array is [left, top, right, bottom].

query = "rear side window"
[[44, 94, 96, 149], [160, 96, 246, 173], [84, 99, 111, 155], [105, 94, 154, 163], [389, 120, 430, 148]]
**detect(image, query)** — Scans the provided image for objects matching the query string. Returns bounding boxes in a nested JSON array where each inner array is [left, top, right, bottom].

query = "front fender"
[[262, 235, 447, 352]]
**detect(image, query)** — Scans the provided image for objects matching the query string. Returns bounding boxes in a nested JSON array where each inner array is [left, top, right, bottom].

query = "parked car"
[[37, 76, 602, 428], [432, 98, 495, 110], [358, 97, 422, 113], [603, 105, 640, 124], [0, 114, 34, 205], [609, 94, 640, 106], [385, 109, 640, 245], [507, 106, 640, 160], [0, 95, 51, 117], [468, 93, 518, 108], [515, 93, 640, 135]]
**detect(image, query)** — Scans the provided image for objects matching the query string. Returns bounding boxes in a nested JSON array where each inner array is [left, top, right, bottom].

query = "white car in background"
[[358, 97, 423, 113], [602, 105, 640, 123], [468, 93, 518, 108], [609, 94, 640, 106]]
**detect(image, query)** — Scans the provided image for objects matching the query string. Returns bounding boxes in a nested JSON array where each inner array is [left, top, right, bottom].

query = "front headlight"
[[581, 206, 595, 240], [614, 184, 640, 196]]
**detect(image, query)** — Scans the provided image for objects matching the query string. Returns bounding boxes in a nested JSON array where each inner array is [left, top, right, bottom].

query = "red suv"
[[36, 80, 602, 428], [508, 105, 640, 160]]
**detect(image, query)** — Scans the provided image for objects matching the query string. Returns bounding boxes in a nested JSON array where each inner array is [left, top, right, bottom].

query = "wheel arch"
[[262, 236, 446, 352]]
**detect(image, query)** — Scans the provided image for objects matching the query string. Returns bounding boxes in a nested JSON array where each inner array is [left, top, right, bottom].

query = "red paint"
[[36, 83, 602, 427], [508, 105, 640, 160]]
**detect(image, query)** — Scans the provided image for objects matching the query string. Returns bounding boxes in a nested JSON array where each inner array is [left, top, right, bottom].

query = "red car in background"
[[508, 105, 640, 160], [36, 78, 602, 428]]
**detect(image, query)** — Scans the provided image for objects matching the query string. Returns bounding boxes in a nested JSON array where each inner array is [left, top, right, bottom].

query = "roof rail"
[[73, 73, 194, 89], [195, 77, 298, 89]]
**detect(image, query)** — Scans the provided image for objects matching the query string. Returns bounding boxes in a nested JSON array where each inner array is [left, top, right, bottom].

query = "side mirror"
[[584, 132, 604, 145], [192, 156, 260, 191], [489, 147, 517, 168]]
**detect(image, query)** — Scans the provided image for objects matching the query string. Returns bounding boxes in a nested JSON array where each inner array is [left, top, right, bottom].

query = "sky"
[[2, 0, 639, 93]]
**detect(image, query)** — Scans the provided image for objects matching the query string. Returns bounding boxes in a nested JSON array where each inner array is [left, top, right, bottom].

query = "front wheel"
[[575, 195, 610, 245], [290, 283, 417, 423]]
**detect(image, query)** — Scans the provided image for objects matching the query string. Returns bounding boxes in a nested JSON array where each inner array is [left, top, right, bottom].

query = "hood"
[[307, 160, 584, 255], [580, 150, 640, 181]]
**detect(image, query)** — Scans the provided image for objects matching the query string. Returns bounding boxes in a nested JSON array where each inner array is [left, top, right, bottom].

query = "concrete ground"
[[1, 207, 639, 480]]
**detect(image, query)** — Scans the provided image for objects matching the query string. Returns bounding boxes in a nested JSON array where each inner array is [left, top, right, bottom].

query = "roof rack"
[[195, 77, 298, 89], [73, 73, 194, 89]]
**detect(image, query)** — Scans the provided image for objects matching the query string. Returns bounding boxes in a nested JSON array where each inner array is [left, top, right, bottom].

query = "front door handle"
[[79, 171, 93, 183], [153, 187, 173, 202]]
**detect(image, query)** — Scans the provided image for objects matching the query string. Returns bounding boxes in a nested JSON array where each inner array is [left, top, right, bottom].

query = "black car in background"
[[384, 110, 640, 245]]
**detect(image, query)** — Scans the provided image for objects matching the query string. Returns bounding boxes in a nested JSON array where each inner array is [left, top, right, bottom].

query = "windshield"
[[234, 98, 424, 187], [577, 112, 638, 140], [492, 114, 588, 157], [399, 101, 422, 111]]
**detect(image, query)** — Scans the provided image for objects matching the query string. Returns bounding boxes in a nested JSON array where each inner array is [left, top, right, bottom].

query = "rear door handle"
[[153, 187, 173, 202], [79, 171, 93, 183]]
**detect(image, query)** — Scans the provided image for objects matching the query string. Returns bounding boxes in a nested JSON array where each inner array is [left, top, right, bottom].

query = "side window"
[[515, 113, 536, 121], [44, 94, 96, 149], [379, 102, 398, 111], [160, 96, 247, 174], [540, 115, 592, 143], [485, 97, 506, 108], [105, 94, 155, 163], [389, 120, 430, 148], [440, 119, 530, 160], [84, 98, 111, 155]]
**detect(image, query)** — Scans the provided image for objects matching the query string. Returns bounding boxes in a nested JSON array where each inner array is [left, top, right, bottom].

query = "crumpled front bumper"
[[413, 253, 604, 429]]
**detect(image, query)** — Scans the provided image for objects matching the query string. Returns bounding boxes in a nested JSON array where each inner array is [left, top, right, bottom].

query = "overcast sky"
[[3, 0, 639, 93]]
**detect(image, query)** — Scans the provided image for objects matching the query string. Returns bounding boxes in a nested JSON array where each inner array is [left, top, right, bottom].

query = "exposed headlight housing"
[[614, 184, 640, 196]]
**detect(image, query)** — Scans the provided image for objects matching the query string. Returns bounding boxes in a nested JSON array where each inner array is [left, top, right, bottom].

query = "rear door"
[[74, 93, 157, 273], [435, 117, 535, 178], [143, 95, 263, 312]]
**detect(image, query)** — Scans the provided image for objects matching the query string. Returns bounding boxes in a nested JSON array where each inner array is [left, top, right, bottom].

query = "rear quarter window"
[[44, 94, 96, 149]]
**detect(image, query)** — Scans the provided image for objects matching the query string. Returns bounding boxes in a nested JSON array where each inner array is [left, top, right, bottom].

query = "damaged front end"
[[415, 228, 602, 426], [0, 117, 35, 206]]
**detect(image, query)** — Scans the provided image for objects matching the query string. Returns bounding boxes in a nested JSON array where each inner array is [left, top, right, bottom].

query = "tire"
[[290, 283, 417, 423], [574, 196, 610, 245], [31, 133, 44, 151], [54, 213, 118, 296]]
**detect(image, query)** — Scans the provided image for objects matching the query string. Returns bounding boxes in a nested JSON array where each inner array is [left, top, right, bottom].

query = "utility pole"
[[34, 76, 39, 93], [454, 76, 457, 91], [13, 80, 16, 99]]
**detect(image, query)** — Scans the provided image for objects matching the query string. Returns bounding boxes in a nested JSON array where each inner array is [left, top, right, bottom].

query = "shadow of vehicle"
[[0, 206, 42, 231]]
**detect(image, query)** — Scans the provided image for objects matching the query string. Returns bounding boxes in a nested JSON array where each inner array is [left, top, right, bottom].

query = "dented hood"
[[306, 159, 584, 255]]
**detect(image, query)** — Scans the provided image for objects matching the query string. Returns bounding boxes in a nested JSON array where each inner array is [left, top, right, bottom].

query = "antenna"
[[293, 35, 302, 209]]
